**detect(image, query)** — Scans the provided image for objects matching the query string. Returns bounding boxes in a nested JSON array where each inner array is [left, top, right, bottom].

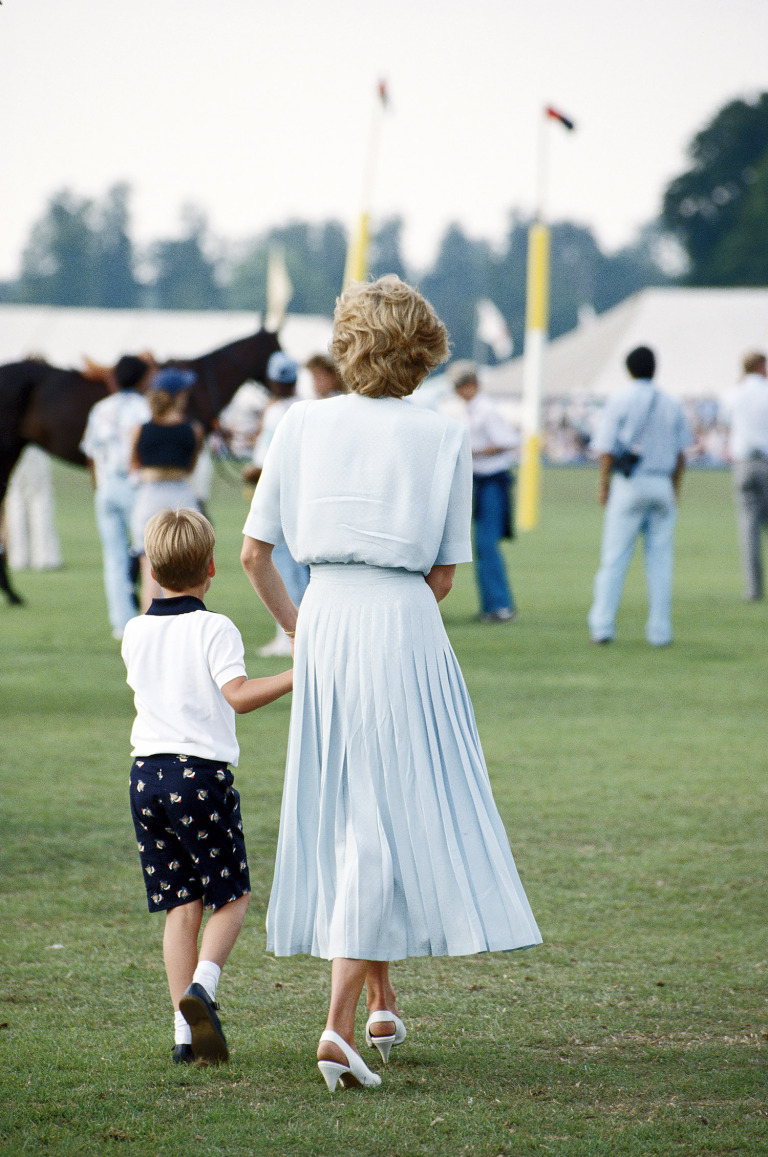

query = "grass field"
[[1, 462, 766, 1156]]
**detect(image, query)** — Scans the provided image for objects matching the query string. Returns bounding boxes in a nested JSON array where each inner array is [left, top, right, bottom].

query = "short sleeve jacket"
[[242, 393, 473, 574]]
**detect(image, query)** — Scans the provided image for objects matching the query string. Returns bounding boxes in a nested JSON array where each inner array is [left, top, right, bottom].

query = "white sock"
[[193, 960, 222, 1002], [174, 1009, 192, 1045]]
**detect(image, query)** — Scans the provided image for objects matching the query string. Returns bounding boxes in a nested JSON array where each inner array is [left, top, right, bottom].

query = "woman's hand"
[[425, 564, 456, 603]]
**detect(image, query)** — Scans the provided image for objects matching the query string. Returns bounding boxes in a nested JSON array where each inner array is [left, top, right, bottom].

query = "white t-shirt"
[[122, 597, 248, 766], [720, 374, 768, 460], [242, 393, 473, 575], [251, 397, 298, 469], [80, 390, 151, 486], [443, 391, 517, 476]]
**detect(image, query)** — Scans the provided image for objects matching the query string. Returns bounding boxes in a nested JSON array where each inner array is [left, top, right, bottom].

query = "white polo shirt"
[[443, 390, 517, 476], [720, 373, 768, 460], [122, 596, 248, 766]]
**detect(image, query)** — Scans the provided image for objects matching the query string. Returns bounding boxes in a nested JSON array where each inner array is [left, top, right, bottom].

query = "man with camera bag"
[[588, 346, 692, 647]]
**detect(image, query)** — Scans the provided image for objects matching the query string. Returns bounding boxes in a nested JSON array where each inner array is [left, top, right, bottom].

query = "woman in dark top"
[[130, 368, 204, 610]]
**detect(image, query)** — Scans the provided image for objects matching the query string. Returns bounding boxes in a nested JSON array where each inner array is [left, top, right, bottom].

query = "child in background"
[[121, 507, 292, 1064]]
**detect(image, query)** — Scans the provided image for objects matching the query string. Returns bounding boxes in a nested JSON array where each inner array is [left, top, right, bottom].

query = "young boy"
[[121, 507, 293, 1065]]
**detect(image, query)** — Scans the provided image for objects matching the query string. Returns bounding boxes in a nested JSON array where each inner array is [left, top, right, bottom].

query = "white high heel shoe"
[[365, 1010, 407, 1063], [317, 1030, 382, 1092]]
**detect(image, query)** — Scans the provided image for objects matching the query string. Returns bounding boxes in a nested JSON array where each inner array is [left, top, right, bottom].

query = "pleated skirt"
[[266, 564, 542, 961]]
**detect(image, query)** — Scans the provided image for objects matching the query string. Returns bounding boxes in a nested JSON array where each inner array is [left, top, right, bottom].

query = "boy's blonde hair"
[[144, 508, 215, 591], [330, 275, 450, 398]]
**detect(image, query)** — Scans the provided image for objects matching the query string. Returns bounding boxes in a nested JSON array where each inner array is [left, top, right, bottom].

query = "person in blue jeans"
[[80, 356, 152, 639], [588, 346, 692, 647], [447, 362, 517, 622], [243, 351, 310, 656]]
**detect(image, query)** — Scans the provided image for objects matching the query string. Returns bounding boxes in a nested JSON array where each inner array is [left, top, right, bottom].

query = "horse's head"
[[172, 328, 282, 429]]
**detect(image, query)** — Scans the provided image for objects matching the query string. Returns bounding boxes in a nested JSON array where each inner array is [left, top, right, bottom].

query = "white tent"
[[4, 289, 767, 405], [0, 304, 333, 369], [482, 287, 768, 400]]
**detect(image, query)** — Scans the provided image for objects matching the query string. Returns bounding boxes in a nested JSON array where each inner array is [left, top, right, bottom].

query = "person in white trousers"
[[5, 446, 63, 571]]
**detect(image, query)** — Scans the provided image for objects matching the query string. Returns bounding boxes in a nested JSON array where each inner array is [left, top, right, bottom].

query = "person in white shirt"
[[588, 346, 691, 646], [239, 275, 540, 1094], [445, 361, 517, 622], [242, 352, 309, 656], [5, 445, 63, 572], [720, 350, 768, 600], [80, 356, 151, 638], [122, 507, 292, 1065]]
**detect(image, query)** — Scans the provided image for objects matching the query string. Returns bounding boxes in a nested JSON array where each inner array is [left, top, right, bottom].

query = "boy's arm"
[[221, 668, 293, 714]]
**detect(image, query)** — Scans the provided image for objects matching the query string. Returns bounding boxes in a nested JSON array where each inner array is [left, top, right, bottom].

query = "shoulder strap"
[[636, 391, 658, 449], [621, 389, 657, 451]]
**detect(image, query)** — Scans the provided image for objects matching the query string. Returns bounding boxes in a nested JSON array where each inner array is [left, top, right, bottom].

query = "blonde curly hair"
[[330, 275, 450, 398]]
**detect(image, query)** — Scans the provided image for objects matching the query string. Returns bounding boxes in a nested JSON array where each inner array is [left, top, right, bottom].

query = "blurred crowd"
[[532, 395, 730, 468], [218, 387, 734, 470]]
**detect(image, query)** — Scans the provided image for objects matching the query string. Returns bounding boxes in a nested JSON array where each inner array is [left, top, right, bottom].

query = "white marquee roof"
[[3, 289, 767, 403], [483, 287, 768, 400], [0, 304, 332, 370]]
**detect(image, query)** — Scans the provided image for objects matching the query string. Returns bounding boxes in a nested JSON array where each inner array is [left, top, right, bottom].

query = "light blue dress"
[[243, 393, 541, 960]]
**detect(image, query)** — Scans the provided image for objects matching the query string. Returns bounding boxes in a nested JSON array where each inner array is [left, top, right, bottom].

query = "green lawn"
[[1, 462, 765, 1156]]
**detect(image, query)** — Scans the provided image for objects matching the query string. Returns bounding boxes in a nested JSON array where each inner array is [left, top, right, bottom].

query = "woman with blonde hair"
[[130, 368, 204, 610], [241, 276, 540, 1091]]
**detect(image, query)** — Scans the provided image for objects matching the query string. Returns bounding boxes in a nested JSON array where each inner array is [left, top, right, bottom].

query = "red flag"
[[545, 106, 575, 131]]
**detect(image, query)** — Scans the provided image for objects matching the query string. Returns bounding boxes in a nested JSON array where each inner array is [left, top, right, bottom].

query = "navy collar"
[[146, 595, 207, 616]]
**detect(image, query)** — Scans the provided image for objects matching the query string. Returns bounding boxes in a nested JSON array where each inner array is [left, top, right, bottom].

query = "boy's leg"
[[179, 894, 250, 1065], [164, 900, 203, 1062], [198, 892, 250, 971], [163, 899, 204, 1008]]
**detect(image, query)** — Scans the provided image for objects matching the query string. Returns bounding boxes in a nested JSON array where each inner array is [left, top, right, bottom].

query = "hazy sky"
[[2, 0, 767, 280]]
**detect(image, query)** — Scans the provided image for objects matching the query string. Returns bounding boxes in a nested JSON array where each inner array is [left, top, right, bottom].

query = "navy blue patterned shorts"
[[129, 753, 250, 913]]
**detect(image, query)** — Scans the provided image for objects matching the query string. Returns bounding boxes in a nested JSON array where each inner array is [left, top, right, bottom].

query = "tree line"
[[0, 190, 668, 362], [2, 92, 766, 361]]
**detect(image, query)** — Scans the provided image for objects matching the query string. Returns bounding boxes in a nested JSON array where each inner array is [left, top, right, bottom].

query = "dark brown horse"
[[0, 327, 280, 605]]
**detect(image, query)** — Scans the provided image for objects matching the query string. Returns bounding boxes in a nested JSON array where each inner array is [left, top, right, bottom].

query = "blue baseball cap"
[[151, 367, 197, 394], [267, 351, 299, 385]]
